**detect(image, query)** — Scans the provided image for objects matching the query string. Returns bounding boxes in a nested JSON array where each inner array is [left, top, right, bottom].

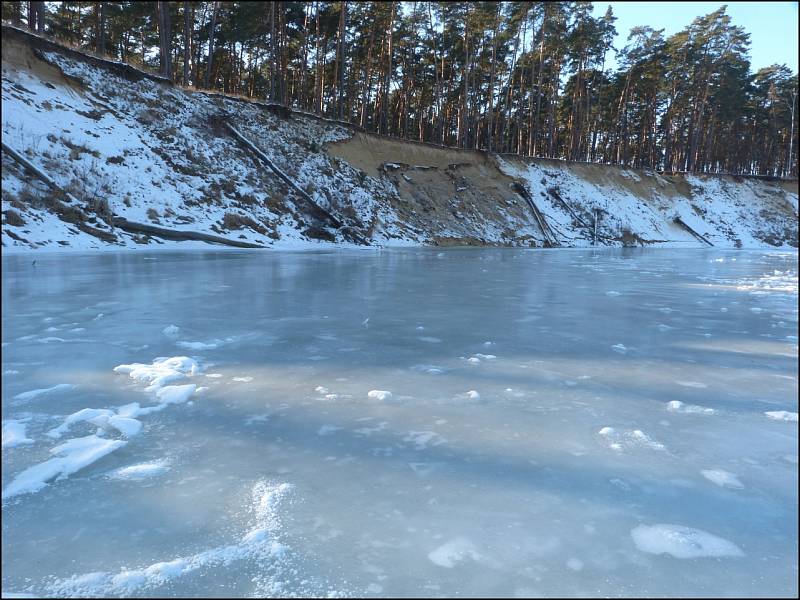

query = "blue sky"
[[592, 2, 799, 72]]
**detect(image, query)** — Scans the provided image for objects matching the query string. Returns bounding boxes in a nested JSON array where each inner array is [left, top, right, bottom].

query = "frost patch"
[[597, 427, 665, 451], [765, 411, 798, 422], [108, 461, 170, 481], [12, 383, 75, 403], [43, 480, 293, 596], [675, 381, 707, 389], [701, 469, 744, 489], [2, 420, 34, 448], [428, 538, 483, 568], [666, 401, 716, 415], [631, 524, 744, 558], [403, 431, 446, 450]]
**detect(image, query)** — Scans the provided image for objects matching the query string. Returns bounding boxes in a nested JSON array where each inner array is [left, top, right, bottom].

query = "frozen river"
[[2, 248, 798, 598]]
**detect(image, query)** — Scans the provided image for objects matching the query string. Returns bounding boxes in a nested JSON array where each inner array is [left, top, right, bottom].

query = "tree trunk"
[[10, 1, 21, 25], [337, 1, 347, 120], [156, 1, 172, 80], [36, 1, 45, 32], [95, 2, 106, 55], [530, 5, 546, 156], [314, 1, 323, 114], [204, 1, 219, 89], [382, 1, 396, 134], [458, 5, 470, 148], [487, 3, 498, 152], [360, 17, 376, 128], [182, 1, 191, 86]]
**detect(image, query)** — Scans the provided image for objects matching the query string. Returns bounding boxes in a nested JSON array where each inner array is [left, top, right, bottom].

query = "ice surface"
[[2, 248, 797, 597], [12, 384, 75, 403]]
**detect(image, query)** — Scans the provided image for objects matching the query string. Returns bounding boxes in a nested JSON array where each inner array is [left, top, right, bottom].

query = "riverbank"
[[2, 25, 797, 252]]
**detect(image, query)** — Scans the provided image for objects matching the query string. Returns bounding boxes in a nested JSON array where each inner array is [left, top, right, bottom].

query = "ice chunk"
[[631, 524, 744, 558], [2, 420, 34, 448], [101, 416, 143, 438], [605, 291, 621, 297], [162, 325, 180, 337], [367, 390, 392, 401], [611, 344, 627, 354], [155, 384, 197, 405], [3, 435, 126, 499], [701, 469, 744, 489], [47, 408, 114, 439], [114, 356, 200, 391], [116, 402, 167, 418]]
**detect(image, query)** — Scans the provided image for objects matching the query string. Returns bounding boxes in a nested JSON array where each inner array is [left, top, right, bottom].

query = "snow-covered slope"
[[497, 157, 798, 248], [2, 25, 797, 252]]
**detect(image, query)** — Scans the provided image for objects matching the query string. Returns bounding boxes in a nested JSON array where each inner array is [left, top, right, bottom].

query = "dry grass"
[[222, 211, 267, 234], [3, 208, 26, 226]]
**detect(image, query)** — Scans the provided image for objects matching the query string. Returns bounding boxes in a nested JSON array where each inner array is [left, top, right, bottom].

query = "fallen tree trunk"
[[511, 182, 560, 247], [111, 217, 265, 248], [673, 216, 714, 246], [2, 141, 81, 204], [222, 120, 371, 245]]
